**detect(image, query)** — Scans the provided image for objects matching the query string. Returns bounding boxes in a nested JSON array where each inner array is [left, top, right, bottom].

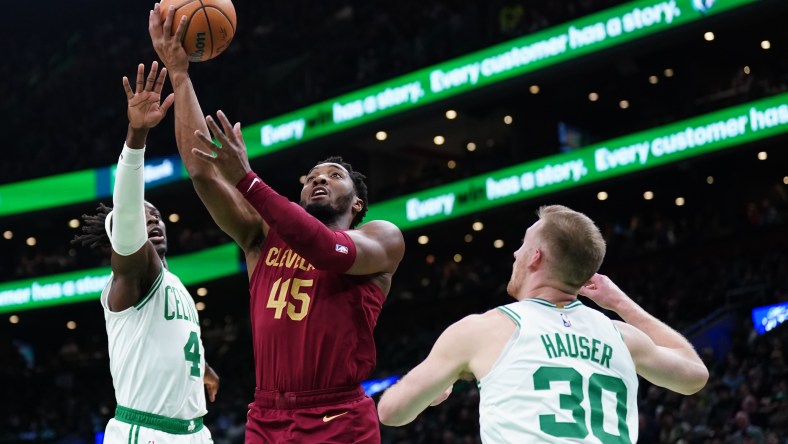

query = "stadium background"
[[1, 0, 787, 442]]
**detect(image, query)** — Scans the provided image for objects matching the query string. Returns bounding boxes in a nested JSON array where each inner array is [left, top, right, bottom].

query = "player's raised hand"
[[578, 273, 629, 312], [123, 62, 174, 130], [149, 3, 189, 73], [192, 110, 252, 185]]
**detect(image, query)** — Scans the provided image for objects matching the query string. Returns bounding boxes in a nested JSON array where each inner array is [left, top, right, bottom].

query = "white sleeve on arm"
[[104, 144, 148, 256]]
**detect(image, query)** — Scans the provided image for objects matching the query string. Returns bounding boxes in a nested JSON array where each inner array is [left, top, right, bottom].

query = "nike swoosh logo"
[[322, 412, 349, 422], [246, 177, 261, 193]]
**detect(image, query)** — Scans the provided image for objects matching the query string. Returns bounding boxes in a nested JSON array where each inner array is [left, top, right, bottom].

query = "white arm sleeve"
[[105, 144, 148, 256]]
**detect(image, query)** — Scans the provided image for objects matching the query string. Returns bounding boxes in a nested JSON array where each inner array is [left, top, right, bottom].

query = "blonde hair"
[[536, 205, 606, 289]]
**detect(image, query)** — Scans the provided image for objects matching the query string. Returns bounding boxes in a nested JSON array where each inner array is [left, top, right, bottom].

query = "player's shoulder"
[[354, 220, 405, 253], [611, 320, 647, 345], [438, 311, 516, 355], [450, 311, 508, 335], [357, 219, 402, 234]]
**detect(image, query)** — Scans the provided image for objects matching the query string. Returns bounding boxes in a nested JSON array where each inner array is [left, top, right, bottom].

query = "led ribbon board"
[[0, 0, 758, 217], [364, 92, 788, 230], [3, 93, 787, 313], [0, 156, 188, 218], [242, 0, 757, 157], [0, 243, 240, 314]]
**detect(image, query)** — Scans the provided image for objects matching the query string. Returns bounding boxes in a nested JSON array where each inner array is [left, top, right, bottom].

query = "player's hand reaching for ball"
[[123, 62, 174, 130], [149, 2, 189, 73], [192, 111, 252, 186]]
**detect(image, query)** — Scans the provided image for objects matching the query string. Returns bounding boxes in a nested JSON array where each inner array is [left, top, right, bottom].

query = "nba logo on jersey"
[[560, 313, 572, 327], [335, 244, 349, 254]]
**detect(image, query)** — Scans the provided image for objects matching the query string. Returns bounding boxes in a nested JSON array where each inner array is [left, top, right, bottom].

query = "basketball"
[[159, 0, 237, 62]]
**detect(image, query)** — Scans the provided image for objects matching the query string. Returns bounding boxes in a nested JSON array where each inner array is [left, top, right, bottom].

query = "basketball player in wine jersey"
[[150, 5, 405, 442]]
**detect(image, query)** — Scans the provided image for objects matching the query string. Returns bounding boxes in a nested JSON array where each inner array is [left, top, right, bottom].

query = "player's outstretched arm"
[[580, 274, 709, 395], [378, 315, 484, 426], [148, 3, 264, 253], [107, 62, 174, 312]]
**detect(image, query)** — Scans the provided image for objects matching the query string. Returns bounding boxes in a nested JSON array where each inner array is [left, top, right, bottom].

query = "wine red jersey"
[[248, 227, 385, 392]]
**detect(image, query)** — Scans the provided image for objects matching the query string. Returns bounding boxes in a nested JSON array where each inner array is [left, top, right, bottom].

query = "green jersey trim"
[[115, 405, 204, 435], [134, 267, 164, 310], [526, 298, 583, 309], [613, 323, 624, 341], [497, 306, 521, 328]]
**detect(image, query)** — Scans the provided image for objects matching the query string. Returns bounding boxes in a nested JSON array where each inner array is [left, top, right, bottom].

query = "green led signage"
[[0, 243, 241, 314], [3, 92, 786, 313], [241, 0, 757, 156], [365, 92, 788, 230], [0, 170, 98, 217], [0, 0, 759, 218]]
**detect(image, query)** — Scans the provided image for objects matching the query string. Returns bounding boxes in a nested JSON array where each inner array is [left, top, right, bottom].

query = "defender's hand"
[[123, 62, 174, 130]]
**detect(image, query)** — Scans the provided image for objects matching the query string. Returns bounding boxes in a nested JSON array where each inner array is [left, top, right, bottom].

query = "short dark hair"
[[316, 156, 369, 228]]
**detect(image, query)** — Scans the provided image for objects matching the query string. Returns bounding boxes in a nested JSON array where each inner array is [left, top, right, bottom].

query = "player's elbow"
[[377, 400, 411, 427], [677, 364, 710, 395], [687, 365, 710, 394]]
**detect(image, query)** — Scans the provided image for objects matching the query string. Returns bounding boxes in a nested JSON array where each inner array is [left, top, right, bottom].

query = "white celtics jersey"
[[102, 267, 207, 420], [478, 298, 639, 444]]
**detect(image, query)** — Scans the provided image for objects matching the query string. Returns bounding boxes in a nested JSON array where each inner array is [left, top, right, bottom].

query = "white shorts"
[[104, 417, 213, 444]]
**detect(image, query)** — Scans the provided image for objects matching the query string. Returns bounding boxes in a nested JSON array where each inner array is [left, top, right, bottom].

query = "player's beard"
[[303, 191, 355, 226], [506, 262, 523, 298], [506, 273, 518, 298]]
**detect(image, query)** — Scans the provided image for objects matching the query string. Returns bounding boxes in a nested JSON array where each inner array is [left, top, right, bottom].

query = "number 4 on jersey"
[[183, 331, 201, 377]]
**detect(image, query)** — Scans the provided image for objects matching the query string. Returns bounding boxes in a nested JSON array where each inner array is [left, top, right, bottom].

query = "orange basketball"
[[159, 0, 237, 62]]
